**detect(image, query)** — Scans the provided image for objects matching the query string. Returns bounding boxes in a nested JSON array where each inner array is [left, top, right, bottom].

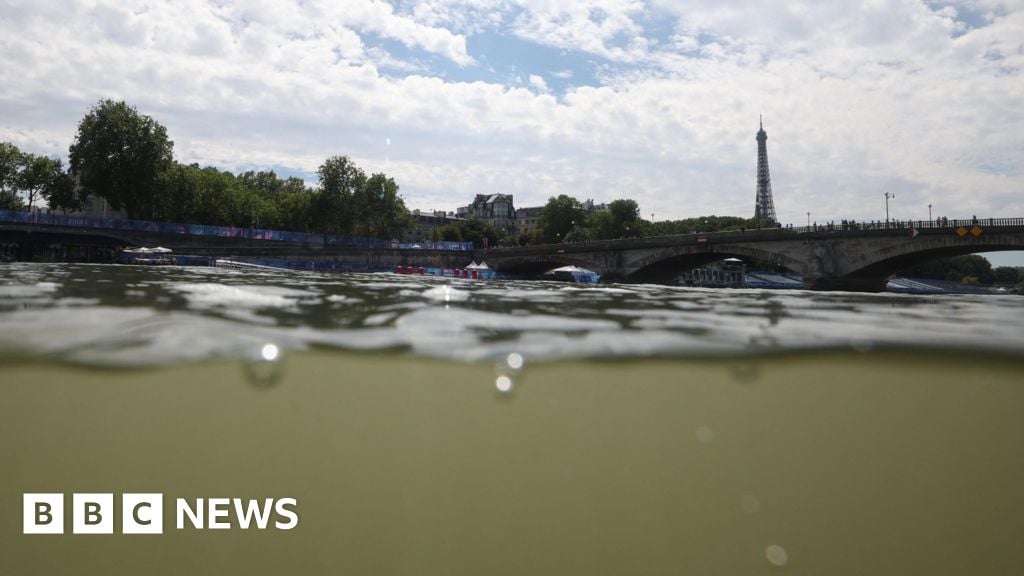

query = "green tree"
[[68, 99, 174, 219], [313, 155, 365, 234], [642, 215, 758, 237], [42, 167, 81, 213], [194, 167, 245, 226], [438, 224, 463, 242], [608, 199, 640, 235], [274, 181, 316, 232], [588, 198, 642, 240], [19, 154, 65, 211], [538, 194, 586, 243], [457, 219, 503, 248], [238, 170, 281, 196], [906, 255, 995, 285], [37, 156, 79, 213], [993, 266, 1022, 285], [0, 142, 26, 210], [156, 163, 203, 223], [351, 173, 414, 238]]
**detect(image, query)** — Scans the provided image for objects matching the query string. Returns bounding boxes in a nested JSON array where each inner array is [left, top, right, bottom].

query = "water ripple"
[[0, 263, 1022, 366]]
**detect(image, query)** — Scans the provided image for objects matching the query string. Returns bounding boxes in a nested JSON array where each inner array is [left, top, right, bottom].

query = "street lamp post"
[[884, 192, 895, 223], [928, 204, 932, 222], [806, 212, 810, 228]]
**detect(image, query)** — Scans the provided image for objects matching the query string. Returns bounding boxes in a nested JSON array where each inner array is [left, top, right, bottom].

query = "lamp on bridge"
[[928, 204, 932, 221], [806, 212, 810, 228], [884, 192, 895, 223]]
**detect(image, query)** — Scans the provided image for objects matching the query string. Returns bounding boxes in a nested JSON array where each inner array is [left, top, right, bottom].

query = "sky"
[[1, 0, 1022, 262]]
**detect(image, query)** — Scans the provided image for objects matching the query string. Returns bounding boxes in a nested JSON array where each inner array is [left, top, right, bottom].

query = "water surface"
[[1, 263, 1022, 576]]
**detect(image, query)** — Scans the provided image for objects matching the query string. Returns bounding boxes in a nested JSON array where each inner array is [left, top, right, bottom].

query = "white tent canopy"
[[123, 246, 173, 254], [546, 265, 596, 274]]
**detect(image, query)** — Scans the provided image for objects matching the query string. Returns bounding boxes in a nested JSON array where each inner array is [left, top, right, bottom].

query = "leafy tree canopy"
[[19, 155, 64, 211], [0, 142, 27, 210], [905, 254, 996, 285], [69, 99, 174, 219], [538, 194, 587, 243], [314, 155, 365, 234], [588, 198, 641, 240], [0, 141, 77, 212]]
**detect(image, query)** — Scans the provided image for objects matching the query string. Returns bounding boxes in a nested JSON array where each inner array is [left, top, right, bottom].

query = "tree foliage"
[[0, 141, 79, 212], [0, 142, 27, 210], [905, 255, 996, 285], [42, 166, 81, 213], [19, 155, 64, 211], [645, 215, 759, 236], [353, 173, 414, 238], [993, 266, 1023, 285], [313, 155, 364, 234], [438, 219, 503, 247], [525, 193, 761, 245], [15, 100, 416, 238], [538, 195, 587, 243], [69, 99, 174, 219], [588, 198, 641, 240]]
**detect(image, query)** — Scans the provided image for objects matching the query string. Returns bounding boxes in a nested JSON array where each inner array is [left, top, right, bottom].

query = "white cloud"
[[528, 74, 550, 92], [510, 0, 651, 62], [311, 0, 475, 65], [0, 0, 1021, 230]]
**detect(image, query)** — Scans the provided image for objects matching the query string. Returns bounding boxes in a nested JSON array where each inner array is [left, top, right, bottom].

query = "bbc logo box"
[[23, 493, 163, 535]]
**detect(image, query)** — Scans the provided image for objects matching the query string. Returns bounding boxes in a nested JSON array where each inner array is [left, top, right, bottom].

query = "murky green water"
[[2, 263, 1023, 575]]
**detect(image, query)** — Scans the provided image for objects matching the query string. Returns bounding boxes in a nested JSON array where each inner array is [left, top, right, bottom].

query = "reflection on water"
[[0, 262, 1022, 366], [2, 263, 1023, 575]]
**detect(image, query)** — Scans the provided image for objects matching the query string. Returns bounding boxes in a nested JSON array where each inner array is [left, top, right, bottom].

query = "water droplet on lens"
[[505, 352, 524, 372], [244, 342, 284, 388], [492, 352, 526, 398], [495, 375, 514, 393], [261, 343, 279, 361], [765, 544, 788, 566], [696, 425, 714, 443]]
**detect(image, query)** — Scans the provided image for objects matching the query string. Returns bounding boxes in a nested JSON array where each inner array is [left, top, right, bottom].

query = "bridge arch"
[[626, 243, 807, 282], [841, 233, 1024, 283]]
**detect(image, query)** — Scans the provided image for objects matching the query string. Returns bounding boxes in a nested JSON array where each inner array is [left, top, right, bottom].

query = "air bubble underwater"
[[243, 342, 285, 388], [765, 544, 789, 567], [493, 352, 526, 396]]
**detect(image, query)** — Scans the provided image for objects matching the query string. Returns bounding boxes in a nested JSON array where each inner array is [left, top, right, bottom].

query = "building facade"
[[405, 209, 464, 242], [464, 194, 517, 235], [515, 206, 544, 236]]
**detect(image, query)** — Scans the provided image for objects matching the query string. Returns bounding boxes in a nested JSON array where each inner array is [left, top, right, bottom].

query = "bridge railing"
[[479, 216, 1024, 256], [791, 217, 1024, 234], [0, 209, 474, 252]]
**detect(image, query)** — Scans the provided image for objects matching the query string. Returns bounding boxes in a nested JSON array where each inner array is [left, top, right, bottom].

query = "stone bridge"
[[5, 215, 1024, 292], [476, 218, 1024, 291]]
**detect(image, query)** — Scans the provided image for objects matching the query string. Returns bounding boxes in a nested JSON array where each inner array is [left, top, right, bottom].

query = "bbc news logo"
[[23, 493, 298, 534]]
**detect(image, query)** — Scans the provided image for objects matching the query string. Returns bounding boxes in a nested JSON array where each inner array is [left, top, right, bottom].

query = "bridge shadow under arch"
[[842, 244, 1024, 288], [624, 245, 805, 284], [495, 257, 602, 278]]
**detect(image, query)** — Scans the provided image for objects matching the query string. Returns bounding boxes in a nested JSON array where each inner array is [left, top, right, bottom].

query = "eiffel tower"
[[754, 116, 777, 224]]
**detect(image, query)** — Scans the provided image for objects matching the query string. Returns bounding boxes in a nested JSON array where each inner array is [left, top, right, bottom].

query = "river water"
[[2, 262, 1023, 575]]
